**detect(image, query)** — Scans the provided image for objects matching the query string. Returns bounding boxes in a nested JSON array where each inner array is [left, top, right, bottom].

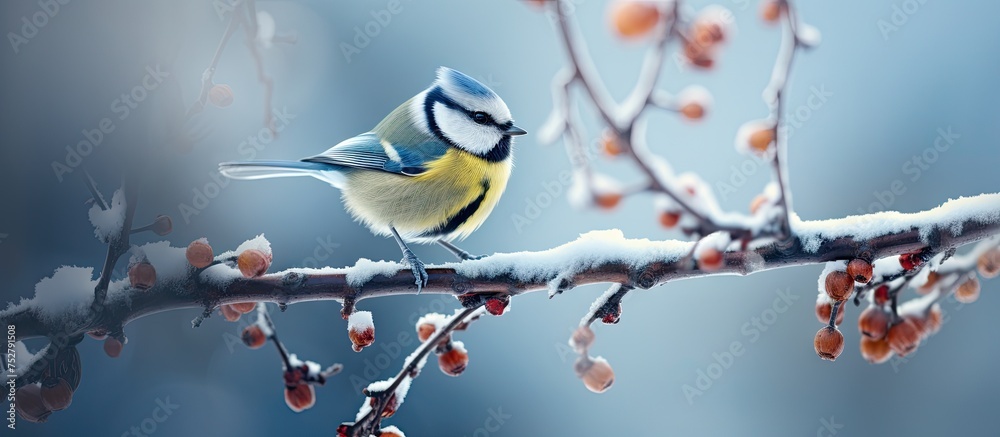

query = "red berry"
[[887, 319, 921, 356], [151, 215, 173, 236], [813, 326, 845, 361], [847, 259, 873, 284], [128, 261, 156, 290], [220, 304, 241, 322], [348, 311, 375, 352], [14, 384, 51, 423], [873, 285, 890, 306], [241, 325, 267, 349], [659, 211, 681, 228], [230, 302, 257, 314], [104, 337, 123, 358], [698, 248, 724, 271], [186, 239, 214, 268], [370, 393, 398, 418], [824, 271, 854, 302], [814, 301, 844, 325], [899, 253, 923, 271], [601, 303, 622, 325], [416, 323, 436, 342], [859, 336, 893, 364], [595, 193, 623, 210], [484, 296, 509, 316], [87, 329, 108, 340], [238, 249, 271, 278], [284, 384, 316, 412], [858, 306, 890, 340], [438, 345, 469, 377], [40, 378, 73, 411]]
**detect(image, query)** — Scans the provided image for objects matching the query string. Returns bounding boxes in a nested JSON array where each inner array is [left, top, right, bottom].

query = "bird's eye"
[[472, 112, 490, 125]]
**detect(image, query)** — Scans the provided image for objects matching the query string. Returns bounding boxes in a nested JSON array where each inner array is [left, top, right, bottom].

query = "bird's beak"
[[504, 125, 527, 136]]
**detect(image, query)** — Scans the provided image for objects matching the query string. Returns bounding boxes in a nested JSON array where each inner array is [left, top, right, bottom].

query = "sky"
[[2, 0, 1000, 436]]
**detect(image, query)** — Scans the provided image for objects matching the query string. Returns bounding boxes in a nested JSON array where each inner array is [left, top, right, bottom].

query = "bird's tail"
[[219, 160, 344, 187]]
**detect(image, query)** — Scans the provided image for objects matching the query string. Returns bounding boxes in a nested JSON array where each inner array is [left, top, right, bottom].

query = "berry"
[[128, 261, 156, 290], [379, 426, 405, 437], [859, 336, 893, 364], [815, 300, 844, 325], [873, 285, 890, 306], [416, 323, 436, 342], [610, 1, 661, 38], [846, 259, 873, 284], [899, 252, 923, 271], [575, 356, 615, 393], [150, 215, 173, 236], [748, 127, 775, 153], [824, 270, 854, 302], [230, 302, 257, 314], [887, 319, 921, 356], [87, 329, 108, 340], [284, 383, 316, 412], [595, 193, 623, 210], [40, 378, 73, 411], [348, 311, 375, 352], [209, 84, 234, 108], [241, 325, 267, 349], [337, 424, 351, 437], [956, 276, 980, 304], [601, 303, 622, 325], [858, 306, 890, 340], [679, 102, 705, 121], [571, 326, 595, 351], [658, 211, 681, 228], [601, 130, 623, 156], [186, 239, 214, 268], [238, 249, 271, 278], [918, 271, 940, 294], [14, 384, 51, 423], [220, 304, 242, 322], [698, 248, 724, 271], [761, 1, 782, 23], [438, 344, 469, 377], [924, 304, 943, 335], [813, 326, 844, 361], [104, 337, 123, 358], [484, 296, 509, 316], [978, 248, 1000, 278]]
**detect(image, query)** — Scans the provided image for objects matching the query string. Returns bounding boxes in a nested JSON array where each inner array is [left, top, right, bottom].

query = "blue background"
[[2, 0, 999, 435]]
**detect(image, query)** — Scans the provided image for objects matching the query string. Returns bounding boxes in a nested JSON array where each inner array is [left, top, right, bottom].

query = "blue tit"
[[219, 67, 526, 291]]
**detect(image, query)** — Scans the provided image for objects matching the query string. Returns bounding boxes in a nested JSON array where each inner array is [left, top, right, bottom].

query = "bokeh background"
[[2, 0, 1000, 435]]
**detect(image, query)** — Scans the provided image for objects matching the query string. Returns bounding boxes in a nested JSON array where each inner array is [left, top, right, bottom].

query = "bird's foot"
[[401, 249, 428, 293]]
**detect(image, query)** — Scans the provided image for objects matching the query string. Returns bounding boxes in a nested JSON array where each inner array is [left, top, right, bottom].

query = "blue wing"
[[302, 132, 449, 177]]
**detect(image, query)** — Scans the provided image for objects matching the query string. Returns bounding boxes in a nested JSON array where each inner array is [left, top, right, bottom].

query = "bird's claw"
[[402, 249, 428, 293]]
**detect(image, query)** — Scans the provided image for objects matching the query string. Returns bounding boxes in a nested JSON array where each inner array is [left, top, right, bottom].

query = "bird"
[[219, 67, 526, 292]]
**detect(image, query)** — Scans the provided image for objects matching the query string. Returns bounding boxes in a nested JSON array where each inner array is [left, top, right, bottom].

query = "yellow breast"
[[341, 149, 511, 242]]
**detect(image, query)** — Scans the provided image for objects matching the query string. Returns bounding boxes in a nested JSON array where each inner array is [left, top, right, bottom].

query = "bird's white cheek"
[[434, 104, 501, 156]]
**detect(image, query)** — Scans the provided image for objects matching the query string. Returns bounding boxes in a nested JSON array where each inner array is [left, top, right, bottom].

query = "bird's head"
[[422, 67, 525, 161]]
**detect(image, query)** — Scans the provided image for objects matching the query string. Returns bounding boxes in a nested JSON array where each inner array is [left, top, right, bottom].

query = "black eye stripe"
[[427, 87, 503, 128]]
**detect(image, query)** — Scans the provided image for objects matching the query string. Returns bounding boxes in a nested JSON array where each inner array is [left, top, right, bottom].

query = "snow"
[[694, 231, 732, 259], [358, 376, 413, 421], [13, 341, 38, 373], [567, 170, 590, 210], [256, 11, 275, 48], [287, 353, 322, 377], [448, 229, 690, 286], [791, 193, 1000, 253], [23, 266, 97, 325], [797, 23, 822, 47], [255, 304, 273, 337], [583, 284, 623, 325], [345, 259, 402, 287], [676, 85, 712, 109], [135, 241, 192, 282], [348, 310, 374, 333], [88, 189, 126, 243], [201, 263, 243, 287], [235, 234, 272, 257], [734, 119, 775, 157], [870, 256, 902, 280]]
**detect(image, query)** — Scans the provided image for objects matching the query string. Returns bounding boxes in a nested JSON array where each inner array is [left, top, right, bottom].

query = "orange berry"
[[220, 304, 242, 322], [824, 270, 854, 302], [348, 311, 375, 352], [417, 323, 436, 342], [209, 84, 234, 108], [698, 248, 724, 271], [601, 130, 624, 156], [683, 42, 715, 69], [576, 356, 615, 393], [815, 301, 844, 325], [284, 383, 316, 412], [238, 249, 271, 278], [128, 261, 156, 290], [40, 378, 73, 411], [186, 239, 214, 268], [847, 259, 873, 284], [611, 1, 661, 38], [571, 325, 595, 350], [595, 193, 623, 210], [887, 319, 921, 357], [379, 426, 405, 437], [918, 271, 940, 294], [104, 337, 123, 358], [956, 276, 980, 304], [241, 324, 268, 349], [859, 336, 893, 364], [748, 127, 775, 153], [761, 1, 782, 23], [658, 211, 681, 228], [680, 102, 705, 121], [230, 302, 257, 314], [858, 306, 890, 340], [813, 326, 844, 361], [14, 384, 51, 423], [977, 248, 1000, 278], [438, 345, 469, 377], [749, 194, 769, 215]]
